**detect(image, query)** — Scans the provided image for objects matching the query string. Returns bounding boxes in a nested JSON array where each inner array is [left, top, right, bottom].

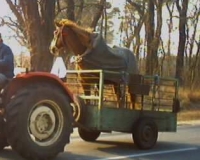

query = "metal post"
[[97, 70, 104, 129]]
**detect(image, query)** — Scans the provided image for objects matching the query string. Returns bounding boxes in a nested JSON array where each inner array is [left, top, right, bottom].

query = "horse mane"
[[58, 19, 93, 48], [58, 19, 93, 34]]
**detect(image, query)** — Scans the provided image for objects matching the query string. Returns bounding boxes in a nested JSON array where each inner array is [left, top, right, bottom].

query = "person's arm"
[[0, 47, 13, 67]]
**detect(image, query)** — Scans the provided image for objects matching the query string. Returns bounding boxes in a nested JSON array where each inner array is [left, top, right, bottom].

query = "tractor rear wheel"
[[0, 116, 8, 150], [5, 83, 73, 160], [78, 127, 100, 142], [132, 118, 158, 149]]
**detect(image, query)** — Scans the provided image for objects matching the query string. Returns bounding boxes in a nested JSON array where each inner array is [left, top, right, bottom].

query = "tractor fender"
[[3, 72, 74, 106]]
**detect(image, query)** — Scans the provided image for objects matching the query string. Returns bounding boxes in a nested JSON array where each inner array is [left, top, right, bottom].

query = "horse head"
[[50, 19, 93, 57]]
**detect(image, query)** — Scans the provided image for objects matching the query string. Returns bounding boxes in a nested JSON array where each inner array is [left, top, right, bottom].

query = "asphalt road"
[[0, 122, 200, 160]]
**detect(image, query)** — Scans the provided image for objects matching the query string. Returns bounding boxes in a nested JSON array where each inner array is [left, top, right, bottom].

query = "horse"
[[50, 19, 139, 109]]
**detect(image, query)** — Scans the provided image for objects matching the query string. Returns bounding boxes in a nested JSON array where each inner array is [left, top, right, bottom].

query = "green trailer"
[[67, 69, 180, 150]]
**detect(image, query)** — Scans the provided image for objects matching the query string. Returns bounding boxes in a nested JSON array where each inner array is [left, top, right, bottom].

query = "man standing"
[[0, 33, 14, 88]]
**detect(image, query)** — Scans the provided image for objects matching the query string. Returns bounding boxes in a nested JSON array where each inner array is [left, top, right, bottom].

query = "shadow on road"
[[57, 152, 101, 160], [0, 148, 23, 160], [0, 140, 199, 160], [0, 147, 100, 160], [95, 139, 199, 156]]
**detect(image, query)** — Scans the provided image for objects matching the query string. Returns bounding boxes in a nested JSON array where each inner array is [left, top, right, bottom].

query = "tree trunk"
[[125, 1, 146, 60], [145, 0, 156, 75], [66, 0, 75, 21], [152, 0, 163, 75], [6, 0, 56, 71], [166, 2, 175, 76], [175, 0, 189, 85], [90, 0, 106, 29], [76, 1, 84, 24], [187, 7, 199, 87]]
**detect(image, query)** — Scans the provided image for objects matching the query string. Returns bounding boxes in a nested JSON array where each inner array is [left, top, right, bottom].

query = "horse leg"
[[113, 85, 119, 108], [130, 93, 136, 109], [80, 77, 91, 105], [113, 84, 124, 108]]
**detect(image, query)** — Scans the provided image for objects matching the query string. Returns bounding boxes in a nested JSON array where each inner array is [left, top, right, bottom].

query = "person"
[[0, 33, 14, 89]]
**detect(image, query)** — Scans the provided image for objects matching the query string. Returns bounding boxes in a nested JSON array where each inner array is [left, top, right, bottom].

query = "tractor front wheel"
[[5, 84, 73, 160]]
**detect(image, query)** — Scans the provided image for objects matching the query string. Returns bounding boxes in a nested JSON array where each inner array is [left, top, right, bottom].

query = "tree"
[[3, 0, 56, 71], [165, 1, 176, 76], [185, 2, 200, 88], [56, 0, 106, 28], [145, 0, 156, 75], [126, 0, 146, 59], [125, 0, 164, 75]]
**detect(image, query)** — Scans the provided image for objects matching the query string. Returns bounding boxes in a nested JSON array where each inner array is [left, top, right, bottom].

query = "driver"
[[0, 33, 14, 88]]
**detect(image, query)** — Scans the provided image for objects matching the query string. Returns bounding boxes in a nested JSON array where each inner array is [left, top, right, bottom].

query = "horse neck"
[[64, 28, 87, 56]]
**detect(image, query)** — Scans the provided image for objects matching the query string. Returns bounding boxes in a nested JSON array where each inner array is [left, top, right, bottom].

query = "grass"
[[177, 88, 200, 121], [178, 110, 200, 121]]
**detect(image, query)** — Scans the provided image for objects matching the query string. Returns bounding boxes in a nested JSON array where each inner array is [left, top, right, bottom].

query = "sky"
[[108, 0, 126, 8], [0, 0, 26, 55], [0, 1, 15, 38]]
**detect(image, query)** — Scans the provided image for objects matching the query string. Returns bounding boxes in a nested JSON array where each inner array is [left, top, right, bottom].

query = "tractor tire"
[[0, 116, 8, 150], [132, 118, 158, 150], [72, 95, 86, 124], [71, 95, 83, 122], [78, 127, 100, 142], [5, 83, 73, 160]]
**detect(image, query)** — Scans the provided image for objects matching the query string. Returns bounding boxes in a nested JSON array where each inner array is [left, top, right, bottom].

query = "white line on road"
[[95, 147, 198, 160]]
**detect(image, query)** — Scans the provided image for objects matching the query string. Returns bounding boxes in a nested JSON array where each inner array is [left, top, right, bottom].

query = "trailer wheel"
[[132, 118, 158, 149], [78, 127, 100, 142], [0, 117, 8, 150], [5, 84, 73, 160]]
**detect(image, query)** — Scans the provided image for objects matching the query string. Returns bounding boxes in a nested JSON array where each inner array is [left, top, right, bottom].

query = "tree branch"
[[5, 0, 25, 28], [126, 0, 144, 16]]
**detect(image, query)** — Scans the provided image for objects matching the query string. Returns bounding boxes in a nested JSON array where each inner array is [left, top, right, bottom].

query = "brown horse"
[[50, 19, 139, 108]]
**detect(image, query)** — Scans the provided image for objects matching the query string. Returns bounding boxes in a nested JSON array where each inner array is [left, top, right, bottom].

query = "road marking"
[[95, 147, 198, 160]]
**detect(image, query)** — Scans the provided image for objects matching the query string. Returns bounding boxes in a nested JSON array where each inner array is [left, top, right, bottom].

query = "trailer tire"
[[5, 83, 73, 160], [78, 127, 100, 142], [132, 118, 158, 149]]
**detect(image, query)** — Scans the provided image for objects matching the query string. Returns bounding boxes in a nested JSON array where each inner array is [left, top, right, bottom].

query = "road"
[[0, 122, 200, 160]]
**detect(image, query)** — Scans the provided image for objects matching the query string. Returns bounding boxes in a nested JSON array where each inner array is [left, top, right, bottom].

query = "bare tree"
[[90, 0, 106, 28], [4, 0, 56, 71], [166, 1, 175, 76], [66, 0, 75, 21], [186, 3, 200, 88], [126, 0, 146, 60], [145, 0, 158, 75]]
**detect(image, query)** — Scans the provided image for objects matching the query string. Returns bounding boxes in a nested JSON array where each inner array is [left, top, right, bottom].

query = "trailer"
[[67, 69, 179, 149]]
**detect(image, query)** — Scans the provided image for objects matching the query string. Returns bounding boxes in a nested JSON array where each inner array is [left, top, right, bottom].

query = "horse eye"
[[54, 30, 58, 35]]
